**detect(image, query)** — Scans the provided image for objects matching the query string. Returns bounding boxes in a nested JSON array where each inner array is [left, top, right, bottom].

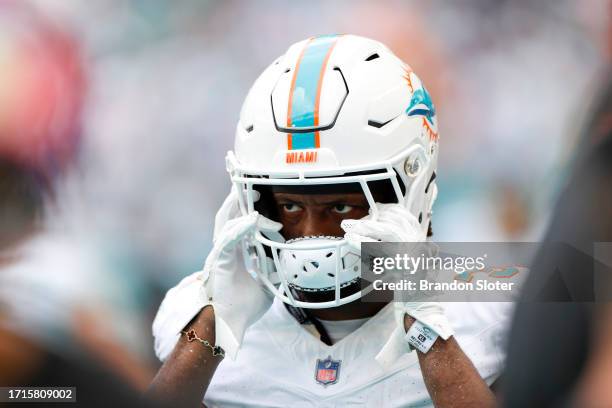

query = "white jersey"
[[153, 272, 512, 408]]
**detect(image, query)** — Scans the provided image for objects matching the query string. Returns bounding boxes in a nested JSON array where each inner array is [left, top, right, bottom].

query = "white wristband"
[[405, 320, 439, 353]]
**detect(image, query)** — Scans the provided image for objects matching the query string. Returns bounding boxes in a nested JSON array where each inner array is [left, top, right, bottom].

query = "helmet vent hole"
[[311, 261, 320, 268], [302, 266, 307, 272], [284, 68, 291, 73], [245, 124, 254, 133], [325, 252, 333, 258], [291, 253, 296, 259], [418, 212, 423, 223], [354, 266, 359, 271], [368, 118, 393, 129], [327, 273, 335, 277], [425, 172, 437, 193], [294, 274, 298, 279], [365, 53, 380, 61]]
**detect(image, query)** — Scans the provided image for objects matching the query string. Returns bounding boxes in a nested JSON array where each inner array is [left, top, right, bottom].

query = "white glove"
[[395, 302, 453, 340], [212, 185, 259, 243], [341, 203, 425, 251], [376, 302, 453, 367], [203, 208, 281, 360], [153, 187, 281, 361], [339, 203, 454, 366]]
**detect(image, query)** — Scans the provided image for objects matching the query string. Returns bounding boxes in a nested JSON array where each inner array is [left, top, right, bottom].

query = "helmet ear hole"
[[418, 212, 423, 223]]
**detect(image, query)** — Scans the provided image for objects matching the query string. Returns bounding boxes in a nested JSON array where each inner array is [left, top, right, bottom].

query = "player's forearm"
[[404, 316, 496, 408], [146, 306, 221, 407]]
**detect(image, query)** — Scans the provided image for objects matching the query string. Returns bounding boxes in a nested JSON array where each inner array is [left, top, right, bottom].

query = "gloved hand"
[[395, 302, 453, 340], [341, 203, 426, 251], [339, 203, 454, 366], [153, 187, 281, 361], [203, 207, 282, 360]]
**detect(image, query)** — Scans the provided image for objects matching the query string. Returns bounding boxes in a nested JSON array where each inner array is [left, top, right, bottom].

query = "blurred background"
[[0, 0, 610, 395]]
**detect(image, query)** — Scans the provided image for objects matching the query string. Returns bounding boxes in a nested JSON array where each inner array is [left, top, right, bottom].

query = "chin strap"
[[283, 302, 333, 346]]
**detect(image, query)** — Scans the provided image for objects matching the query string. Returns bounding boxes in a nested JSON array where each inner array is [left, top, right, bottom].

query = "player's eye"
[[281, 203, 302, 213], [332, 204, 353, 214]]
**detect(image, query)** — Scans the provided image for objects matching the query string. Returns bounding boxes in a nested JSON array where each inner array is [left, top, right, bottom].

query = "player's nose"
[[299, 214, 323, 238], [296, 211, 342, 238]]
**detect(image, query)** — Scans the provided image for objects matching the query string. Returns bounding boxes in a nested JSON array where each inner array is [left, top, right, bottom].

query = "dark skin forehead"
[[272, 192, 370, 206]]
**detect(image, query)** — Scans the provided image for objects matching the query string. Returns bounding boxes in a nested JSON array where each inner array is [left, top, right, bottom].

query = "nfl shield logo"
[[315, 355, 341, 386]]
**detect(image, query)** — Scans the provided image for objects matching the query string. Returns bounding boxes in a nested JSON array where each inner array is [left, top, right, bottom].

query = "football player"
[[149, 35, 511, 407]]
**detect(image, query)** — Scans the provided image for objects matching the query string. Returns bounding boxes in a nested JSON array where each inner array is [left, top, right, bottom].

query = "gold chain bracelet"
[[181, 329, 225, 358]]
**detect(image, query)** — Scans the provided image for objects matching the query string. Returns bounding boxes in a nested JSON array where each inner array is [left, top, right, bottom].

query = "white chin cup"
[[278, 237, 361, 292]]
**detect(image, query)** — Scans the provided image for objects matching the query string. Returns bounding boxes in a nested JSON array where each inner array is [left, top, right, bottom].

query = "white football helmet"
[[227, 34, 439, 309]]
